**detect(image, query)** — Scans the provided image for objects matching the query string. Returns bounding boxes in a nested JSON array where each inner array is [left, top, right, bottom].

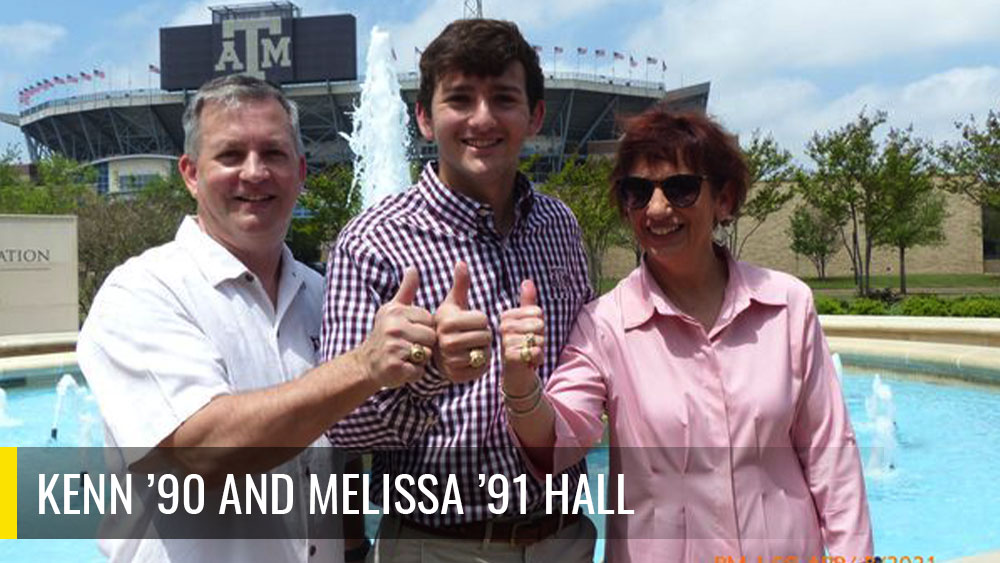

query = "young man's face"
[[179, 98, 306, 258], [417, 61, 544, 198]]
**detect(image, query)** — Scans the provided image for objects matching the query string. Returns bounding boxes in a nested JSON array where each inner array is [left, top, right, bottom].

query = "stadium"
[[0, 2, 709, 194]]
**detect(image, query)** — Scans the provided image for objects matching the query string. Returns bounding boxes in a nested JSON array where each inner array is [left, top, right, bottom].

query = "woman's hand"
[[499, 279, 545, 398]]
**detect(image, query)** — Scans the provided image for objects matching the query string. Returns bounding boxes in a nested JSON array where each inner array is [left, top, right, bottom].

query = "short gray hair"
[[182, 74, 305, 159]]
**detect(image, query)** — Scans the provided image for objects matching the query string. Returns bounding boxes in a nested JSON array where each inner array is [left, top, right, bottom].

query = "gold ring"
[[525, 333, 537, 348], [468, 348, 486, 368], [406, 344, 427, 364], [519, 345, 533, 364]]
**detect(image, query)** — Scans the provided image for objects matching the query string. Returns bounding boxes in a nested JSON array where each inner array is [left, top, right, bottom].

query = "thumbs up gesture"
[[357, 267, 436, 389], [499, 279, 546, 393], [433, 261, 492, 383]]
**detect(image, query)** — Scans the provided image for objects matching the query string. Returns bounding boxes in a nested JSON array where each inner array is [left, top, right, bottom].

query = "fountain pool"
[[1, 367, 998, 561]]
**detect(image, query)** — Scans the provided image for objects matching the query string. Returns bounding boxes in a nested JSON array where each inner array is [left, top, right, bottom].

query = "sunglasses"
[[617, 174, 705, 210]]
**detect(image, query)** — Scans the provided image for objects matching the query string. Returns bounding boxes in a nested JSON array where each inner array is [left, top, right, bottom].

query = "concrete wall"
[[107, 155, 176, 194], [601, 189, 985, 282], [738, 190, 983, 278], [0, 215, 78, 336]]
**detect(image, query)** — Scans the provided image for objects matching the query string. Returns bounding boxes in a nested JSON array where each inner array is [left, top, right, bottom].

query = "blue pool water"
[[1, 369, 999, 561]]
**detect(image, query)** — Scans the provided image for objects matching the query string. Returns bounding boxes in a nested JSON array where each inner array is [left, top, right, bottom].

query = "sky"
[[1, 0, 998, 162]]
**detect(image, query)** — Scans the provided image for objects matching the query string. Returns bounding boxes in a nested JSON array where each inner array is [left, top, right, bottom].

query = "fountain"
[[342, 26, 413, 209], [865, 374, 898, 476], [50, 373, 81, 441], [0, 387, 23, 427]]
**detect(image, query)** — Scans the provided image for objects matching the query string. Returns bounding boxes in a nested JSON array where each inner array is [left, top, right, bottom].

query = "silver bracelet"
[[505, 385, 545, 418], [500, 377, 541, 401]]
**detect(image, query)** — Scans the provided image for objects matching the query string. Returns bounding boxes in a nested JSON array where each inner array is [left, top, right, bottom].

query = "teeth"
[[464, 139, 500, 148], [649, 224, 681, 235]]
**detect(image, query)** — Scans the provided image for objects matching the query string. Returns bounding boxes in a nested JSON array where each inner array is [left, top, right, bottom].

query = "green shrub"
[[847, 298, 888, 315], [814, 295, 846, 315], [899, 295, 950, 317], [949, 297, 1000, 318]]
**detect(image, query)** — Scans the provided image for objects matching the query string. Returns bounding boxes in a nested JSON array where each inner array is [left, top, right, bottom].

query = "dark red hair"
[[610, 106, 748, 218]]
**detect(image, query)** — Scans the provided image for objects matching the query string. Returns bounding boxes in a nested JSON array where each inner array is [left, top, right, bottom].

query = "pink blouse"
[[532, 257, 873, 562]]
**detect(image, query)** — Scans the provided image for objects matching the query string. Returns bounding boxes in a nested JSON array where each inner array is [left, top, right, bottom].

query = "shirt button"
[[477, 207, 490, 217], [309, 544, 316, 556], [425, 415, 437, 427]]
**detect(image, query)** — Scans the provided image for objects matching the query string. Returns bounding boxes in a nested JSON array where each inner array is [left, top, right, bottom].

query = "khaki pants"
[[372, 514, 596, 563]]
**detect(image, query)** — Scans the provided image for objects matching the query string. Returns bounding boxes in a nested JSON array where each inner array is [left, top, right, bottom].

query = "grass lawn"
[[804, 273, 1000, 290], [597, 272, 1000, 296]]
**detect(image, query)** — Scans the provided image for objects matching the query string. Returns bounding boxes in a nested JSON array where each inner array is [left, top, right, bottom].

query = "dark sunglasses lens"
[[620, 177, 655, 209], [663, 175, 702, 208]]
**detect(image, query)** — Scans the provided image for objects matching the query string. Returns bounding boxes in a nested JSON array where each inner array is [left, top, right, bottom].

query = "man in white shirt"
[[77, 75, 435, 562]]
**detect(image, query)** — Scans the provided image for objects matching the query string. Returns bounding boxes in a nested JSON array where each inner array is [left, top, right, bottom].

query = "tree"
[[0, 151, 95, 214], [727, 130, 796, 258], [800, 110, 888, 295], [787, 203, 839, 279], [539, 155, 627, 289], [77, 173, 195, 318], [290, 163, 361, 263], [872, 128, 946, 294], [937, 110, 1000, 209]]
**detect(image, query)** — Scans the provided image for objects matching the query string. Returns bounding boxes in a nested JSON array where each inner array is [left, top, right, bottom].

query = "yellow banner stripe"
[[0, 447, 15, 539]]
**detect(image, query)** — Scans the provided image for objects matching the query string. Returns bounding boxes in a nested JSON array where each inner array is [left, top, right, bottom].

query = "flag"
[[391, 47, 397, 61], [646, 56, 658, 65], [53, 76, 65, 85], [576, 47, 587, 55], [594, 49, 606, 57], [80, 71, 92, 81], [629, 56, 638, 68], [148, 64, 160, 74], [94, 68, 105, 78], [613, 51, 624, 60], [554, 46, 563, 54], [66, 74, 78, 83], [661, 61, 667, 72]]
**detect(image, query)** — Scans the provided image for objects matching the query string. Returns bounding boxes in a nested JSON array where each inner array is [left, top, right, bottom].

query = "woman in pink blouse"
[[500, 107, 873, 562]]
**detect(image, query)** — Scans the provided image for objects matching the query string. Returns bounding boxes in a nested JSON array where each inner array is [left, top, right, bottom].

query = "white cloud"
[[0, 22, 66, 60], [712, 66, 1000, 161], [628, 0, 1000, 81]]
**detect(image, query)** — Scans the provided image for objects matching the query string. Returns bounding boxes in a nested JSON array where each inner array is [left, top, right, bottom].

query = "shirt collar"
[[620, 245, 788, 330], [416, 161, 535, 236], [175, 216, 302, 293]]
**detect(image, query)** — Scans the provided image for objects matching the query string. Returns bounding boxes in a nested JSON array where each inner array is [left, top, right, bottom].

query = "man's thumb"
[[519, 279, 538, 308], [392, 267, 420, 305], [444, 261, 471, 309]]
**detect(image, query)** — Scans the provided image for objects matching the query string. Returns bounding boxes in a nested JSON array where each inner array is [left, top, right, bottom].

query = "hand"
[[356, 267, 436, 390], [433, 261, 492, 384], [499, 279, 545, 395]]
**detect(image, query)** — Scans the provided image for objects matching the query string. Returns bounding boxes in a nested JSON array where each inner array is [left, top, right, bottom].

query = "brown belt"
[[399, 513, 581, 546]]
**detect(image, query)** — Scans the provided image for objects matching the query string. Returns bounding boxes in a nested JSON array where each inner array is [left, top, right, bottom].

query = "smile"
[[235, 194, 275, 203], [463, 138, 502, 149], [648, 223, 682, 236]]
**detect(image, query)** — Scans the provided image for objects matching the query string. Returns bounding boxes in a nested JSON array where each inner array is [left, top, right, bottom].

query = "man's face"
[[179, 98, 306, 257], [416, 62, 544, 197]]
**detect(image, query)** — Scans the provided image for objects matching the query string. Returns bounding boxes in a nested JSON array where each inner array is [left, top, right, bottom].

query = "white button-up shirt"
[[78, 216, 342, 563]]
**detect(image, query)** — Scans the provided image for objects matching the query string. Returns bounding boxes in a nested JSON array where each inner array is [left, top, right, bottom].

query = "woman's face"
[[624, 158, 732, 267]]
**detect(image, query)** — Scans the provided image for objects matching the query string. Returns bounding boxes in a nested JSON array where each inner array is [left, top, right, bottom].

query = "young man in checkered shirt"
[[322, 19, 595, 562]]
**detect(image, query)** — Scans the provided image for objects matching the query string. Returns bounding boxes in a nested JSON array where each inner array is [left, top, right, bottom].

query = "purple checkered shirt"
[[321, 162, 593, 526]]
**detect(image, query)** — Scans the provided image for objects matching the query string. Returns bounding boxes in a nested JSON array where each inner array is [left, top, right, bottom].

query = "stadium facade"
[[1, 2, 709, 194]]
